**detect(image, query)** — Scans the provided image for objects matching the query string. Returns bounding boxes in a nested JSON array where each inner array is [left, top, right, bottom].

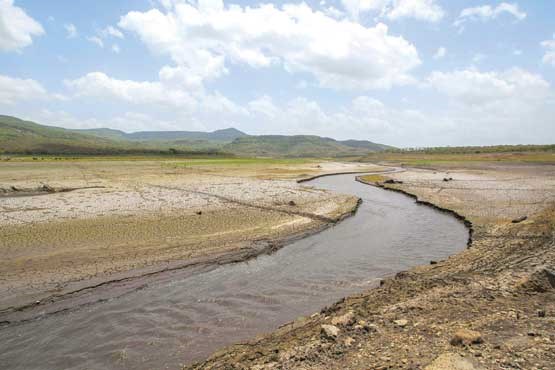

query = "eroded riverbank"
[[192, 163, 555, 370], [1, 160, 375, 312]]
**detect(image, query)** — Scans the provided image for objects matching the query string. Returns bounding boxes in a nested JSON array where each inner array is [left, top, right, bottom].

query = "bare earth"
[[191, 163, 555, 370], [0, 159, 377, 313]]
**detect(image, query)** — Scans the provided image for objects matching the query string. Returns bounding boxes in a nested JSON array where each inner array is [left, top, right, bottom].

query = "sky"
[[0, 0, 554, 147]]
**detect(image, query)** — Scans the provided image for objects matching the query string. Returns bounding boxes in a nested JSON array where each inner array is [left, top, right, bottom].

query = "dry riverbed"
[[191, 162, 555, 370], [0, 159, 378, 313]]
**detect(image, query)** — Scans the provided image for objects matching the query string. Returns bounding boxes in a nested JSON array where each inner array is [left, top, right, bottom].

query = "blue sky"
[[0, 0, 554, 147]]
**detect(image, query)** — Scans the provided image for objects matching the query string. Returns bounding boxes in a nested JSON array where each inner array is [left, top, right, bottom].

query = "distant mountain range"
[[0, 115, 394, 157]]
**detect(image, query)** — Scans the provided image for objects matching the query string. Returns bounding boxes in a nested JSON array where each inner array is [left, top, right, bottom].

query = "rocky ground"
[[0, 159, 377, 313], [191, 163, 555, 370]]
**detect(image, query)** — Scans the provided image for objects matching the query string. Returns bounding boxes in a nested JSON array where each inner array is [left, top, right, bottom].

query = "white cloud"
[[541, 35, 555, 66], [386, 0, 444, 22], [64, 23, 78, 39], [0, 74, 48, 104], [341, 0, 444, 22], [65, 72, 196, 108], [433, 46, 446, 59], [0, 0, 44, 52], [87, 36, 104, 48], [427, 67, 549, 106], [454, 2, 526, 31], [100, 25, 124, 39], [112, 44, 120, 53], [118, 1, 420, 90]]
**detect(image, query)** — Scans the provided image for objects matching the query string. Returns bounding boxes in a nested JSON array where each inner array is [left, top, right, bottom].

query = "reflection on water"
[[0, 174, 468, 370]]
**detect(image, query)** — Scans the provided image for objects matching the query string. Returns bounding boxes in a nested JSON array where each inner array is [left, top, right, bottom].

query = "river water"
[[0, 174, 468, 370]]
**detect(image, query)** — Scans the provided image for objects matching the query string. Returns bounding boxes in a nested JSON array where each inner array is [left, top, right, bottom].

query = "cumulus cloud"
[[0, 74, 49, 104], [454, 2, 526, 31], [427, 68, 549, 106], [433, 46, 446, 59], [341, 0, 444, 22], [65, 72, 196, 108], [0, 0, 44, 52], [118, 1, 420, 90], [541, 34, 555, 66]]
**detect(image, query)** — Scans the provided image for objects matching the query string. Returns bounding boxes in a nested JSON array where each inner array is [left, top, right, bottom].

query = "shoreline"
[[0, 180, 364, 325], [355, 175, 474, 248], [190, 164, 555, 369]]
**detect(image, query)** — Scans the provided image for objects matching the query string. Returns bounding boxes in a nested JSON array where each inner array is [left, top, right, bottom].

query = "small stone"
[[511, 216, 527, 223], [394, 319, 409, 328], [344, 337, 355, 347], [196, 211, 202, 215], [425, 353, 485, 370], [288, 200, 297, 206], [450, 329, 483, 346], [430, 260, 438, 265], [331, 311, 355, 327], [538, 310, 546, 318], [321, 324, 340, 340]]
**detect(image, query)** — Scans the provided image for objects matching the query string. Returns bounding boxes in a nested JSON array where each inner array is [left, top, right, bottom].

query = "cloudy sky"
[[1, 0, 554, 147]]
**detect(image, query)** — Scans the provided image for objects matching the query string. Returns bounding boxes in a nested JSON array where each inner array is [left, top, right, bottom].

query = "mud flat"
[[192, 163, 555, 369], [0, 159, 378, 313]]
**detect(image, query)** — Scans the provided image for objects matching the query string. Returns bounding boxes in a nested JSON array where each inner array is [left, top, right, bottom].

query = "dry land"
[[191, 160, 555, 370], [0, 158, 379, 313]]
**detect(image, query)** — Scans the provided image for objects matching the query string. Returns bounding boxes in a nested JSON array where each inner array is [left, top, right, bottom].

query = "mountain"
[[76, 127, 247, 142], [223, 135, 388, 157], [339, 139, 393, 152], [0, 115, 393, 157], [0, 115, 122, 154]]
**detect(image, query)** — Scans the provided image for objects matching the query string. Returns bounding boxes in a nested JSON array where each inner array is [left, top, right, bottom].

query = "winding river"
[[0, 173, 469, 370]]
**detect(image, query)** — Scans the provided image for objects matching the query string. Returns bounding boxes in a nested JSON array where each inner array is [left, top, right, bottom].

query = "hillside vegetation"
[[223, 135, 390, 157], [0, 115, 392, 157]]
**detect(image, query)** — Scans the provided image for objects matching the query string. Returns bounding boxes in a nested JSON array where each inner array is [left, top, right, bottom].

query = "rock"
[[288, 200, 297, 206], [511, 216, 528, 223], [425, 353, 485, 370], [518, 267, 555, 293], [40, 184, 55, 193], [196, 211, 202, 215], [344, 337, 355, 347], [321, 324, 340, 339], [331, 311, 355, 327], [430, 260, 438, 265], [394, 319, 409, 328], [538, 310, 546, 318], [450, 329, 483, 346]]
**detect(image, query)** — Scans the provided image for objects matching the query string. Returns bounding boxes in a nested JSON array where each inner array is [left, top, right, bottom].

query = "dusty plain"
[[191, 156, 555, 370], [0, 158, 379, 314]]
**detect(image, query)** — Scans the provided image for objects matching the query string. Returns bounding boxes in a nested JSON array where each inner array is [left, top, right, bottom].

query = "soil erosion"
[[191, 162, 555, 370]]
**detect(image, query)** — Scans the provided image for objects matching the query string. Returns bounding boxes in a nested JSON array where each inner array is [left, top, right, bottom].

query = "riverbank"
[[0, 159, 379, 315], [191, 163, 555, 369]]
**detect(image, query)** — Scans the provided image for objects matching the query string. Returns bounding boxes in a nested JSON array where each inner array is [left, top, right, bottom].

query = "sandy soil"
[[0, 159, 380, 313], [191, 163, 555, 370]]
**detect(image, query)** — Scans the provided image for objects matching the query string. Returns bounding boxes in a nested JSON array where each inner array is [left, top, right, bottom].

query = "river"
[[0, 173, 469, 370]]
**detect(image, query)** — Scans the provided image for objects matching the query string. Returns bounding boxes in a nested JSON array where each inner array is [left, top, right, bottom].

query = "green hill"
[[223, 135, 388, 157], [0, 115, 393, 157]]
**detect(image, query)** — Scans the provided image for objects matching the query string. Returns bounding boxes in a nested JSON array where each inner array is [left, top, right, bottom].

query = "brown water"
[[0, 174, 469, 370]]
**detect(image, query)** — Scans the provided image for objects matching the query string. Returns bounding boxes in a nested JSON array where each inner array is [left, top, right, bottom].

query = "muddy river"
[[0, 174, 469, 370]]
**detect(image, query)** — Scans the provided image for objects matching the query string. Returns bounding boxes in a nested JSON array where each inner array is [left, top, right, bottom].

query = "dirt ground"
[[0, 159, 379, 313], [191, 162, 555, 370]]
